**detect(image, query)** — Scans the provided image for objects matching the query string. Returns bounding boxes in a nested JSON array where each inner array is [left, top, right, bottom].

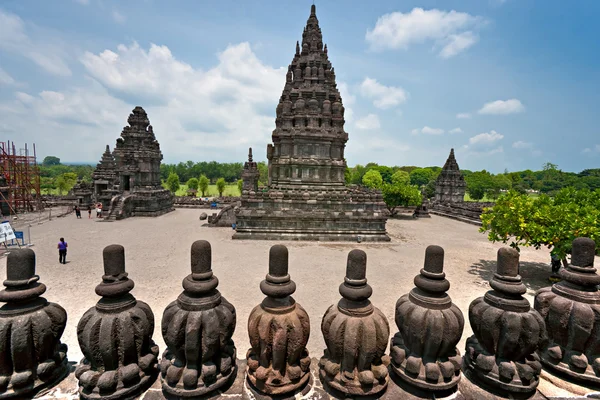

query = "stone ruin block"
[[535, 237, 600, 386], [160, 240, 237, 397], [390, 245, 464, 392], [75, 244, 159, 399], [0, 249, 68, 399], [246, 245, 311, 395], [462, 247, 547, 397], [320, 249, 390, 396]]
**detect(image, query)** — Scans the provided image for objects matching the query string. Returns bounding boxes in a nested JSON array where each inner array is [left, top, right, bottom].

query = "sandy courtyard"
[[0, 209, 573, 364]]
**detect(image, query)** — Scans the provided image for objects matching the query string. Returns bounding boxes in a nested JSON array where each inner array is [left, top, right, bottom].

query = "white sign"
[[0, 222, 16, 243]]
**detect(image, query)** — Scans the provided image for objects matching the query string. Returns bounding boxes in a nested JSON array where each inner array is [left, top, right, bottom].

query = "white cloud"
[[469, 130, 504, 145], [449, 127, 463, 134], [15, 91, 34, 104], [478, 98, 525, 115], [0, 67, 16, 86], [512, 141, 532, 149], [582, 145, 600, 154], [465, 146, 504, 157], [366, 8, 485, 57], [456, 112, 471, 119], [0, 10, 71, 76], [359, 77, 408, 109], [411, 126, 444, 135], [355, 114, 381, 130], [440, 31, 478, 59], [1, 41, 286, 163], [112, 10, 126, 24]]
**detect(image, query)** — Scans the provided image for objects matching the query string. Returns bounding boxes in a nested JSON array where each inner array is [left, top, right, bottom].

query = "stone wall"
[[431, 202, 495, 225], [2, 239, 598, 399]]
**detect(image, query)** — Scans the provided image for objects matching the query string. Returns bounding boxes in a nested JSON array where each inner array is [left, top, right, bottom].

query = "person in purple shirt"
[[57, 238, 68, 264]]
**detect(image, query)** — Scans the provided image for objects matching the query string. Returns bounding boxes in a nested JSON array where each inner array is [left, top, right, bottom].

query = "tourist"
[[87, 205, 92, 219], [57, 238, 68, 264], [75, 206, 81, 219], [96, 203, 102, 218]]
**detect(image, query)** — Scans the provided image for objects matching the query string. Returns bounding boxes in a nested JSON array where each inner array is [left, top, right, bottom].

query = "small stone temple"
[[233, 5, 389, 241], [434, 148, 466, 203], [92, 107, 173, 220], [91, 145, 118, 210]]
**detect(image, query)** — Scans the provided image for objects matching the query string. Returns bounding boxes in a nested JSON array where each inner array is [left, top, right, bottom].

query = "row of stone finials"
[[0, 238, 598, 399]]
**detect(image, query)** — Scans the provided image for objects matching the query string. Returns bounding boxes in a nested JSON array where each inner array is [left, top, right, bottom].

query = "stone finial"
[[463, 247, 547, 396], [0, 249, 68, 398], [320, 250, 390, 396], [535, 237, 600, 385], [160, 240, 237, 397], [247, 245, 311, 395], [76, 244, 159, 400], [390, 245, 464, 392], [248, 147, 253, 163]]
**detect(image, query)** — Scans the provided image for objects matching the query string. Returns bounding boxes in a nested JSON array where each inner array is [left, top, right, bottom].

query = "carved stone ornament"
[[75, 244, 159, 399], [0, 249, 68, 399], [463, 247, 547, 395], [160, 240, 237, 397], [535, 237, 600, 385], [320, 249, 390, 396], [246, 245, 311, 395], [390, 245, 464, 391]]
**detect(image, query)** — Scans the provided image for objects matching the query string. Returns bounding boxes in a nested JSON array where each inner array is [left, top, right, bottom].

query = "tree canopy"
[[362, 169, 383, 189], [480, 188, 600, 262]]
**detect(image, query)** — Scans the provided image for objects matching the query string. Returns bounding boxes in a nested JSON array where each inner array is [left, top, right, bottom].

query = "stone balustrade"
[[1, 239, 598, 399]]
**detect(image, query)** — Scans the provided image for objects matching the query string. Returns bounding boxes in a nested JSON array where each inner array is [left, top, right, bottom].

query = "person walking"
[[87, 205, 92, 219], [96, 203, 101, 218], [57, 238, 68, 264], [75, 206, 81, 219]]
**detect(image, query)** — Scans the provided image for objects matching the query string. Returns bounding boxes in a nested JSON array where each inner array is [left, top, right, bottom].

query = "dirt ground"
[[1, 209, 586, 365]]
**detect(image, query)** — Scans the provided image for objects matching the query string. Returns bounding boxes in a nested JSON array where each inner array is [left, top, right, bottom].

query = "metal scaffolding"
[[0, 141, 43, 215]]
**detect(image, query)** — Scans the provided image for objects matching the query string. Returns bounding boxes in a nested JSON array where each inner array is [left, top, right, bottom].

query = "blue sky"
[[0, 0, 598, 172]]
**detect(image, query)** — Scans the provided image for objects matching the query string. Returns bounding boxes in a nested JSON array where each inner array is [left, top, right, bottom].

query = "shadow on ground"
[[468, 259, 553, 293]]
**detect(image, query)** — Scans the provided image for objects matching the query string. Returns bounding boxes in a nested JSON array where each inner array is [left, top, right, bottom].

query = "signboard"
[[0, 222, 16, 243], [14, 231, 24, 240]]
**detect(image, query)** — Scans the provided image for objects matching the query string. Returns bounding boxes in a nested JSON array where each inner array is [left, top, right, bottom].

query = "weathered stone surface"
[[414, 187, 431, 218], [463, 247, 547, 396], [199, 212, 208, 220], [76, 244, 159, 399], [435, 149, 466, 203], [535, 237, 600, 386], [320, 249, 390, 396], [246, 245, 311, 395], [0, 249, 69, 399], [71, 179, 93, 208], [208, 203, 239, 227], [93, 107, 174, 220], [160, 240, 237, 397], [391, 245, 464, 392], [233, 5, 389, 242], [241, 148, 260, 193]]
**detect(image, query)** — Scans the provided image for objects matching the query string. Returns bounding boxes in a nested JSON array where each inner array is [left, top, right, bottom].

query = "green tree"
[[480, 188, 600, 266], [42, 156, 61, 166], [362, 169, 383, 189], [237, 179, 243, 194], [391, 170, 410, 186], [216, 178, 226, 197], [166, 172, 180, 194], [186, 177, 199, 191], [198, 175, 209, 197], [409, 168, 435, 187], [257, 162, 268, 186], [382, 183, 422, 216], [465, 171, 494, 201], [377, 166, 394, 184], [55, 176, 68, 195]]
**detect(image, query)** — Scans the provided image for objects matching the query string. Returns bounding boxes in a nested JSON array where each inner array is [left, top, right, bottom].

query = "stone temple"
[[92, 107, 174, 220], [434, 148, 466, 203], [233, 5, 389, 241]]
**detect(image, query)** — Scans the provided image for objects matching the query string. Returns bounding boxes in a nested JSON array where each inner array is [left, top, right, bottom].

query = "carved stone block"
[[246, 245, 311, 395], [390, 245, 464, 391], [0, 249, 68, 399], [160, 240, 237, 397], [463, 247, 547, 395], [75, 244, 159, 399], [320, 249, 390, 396], [535, 237, 600, 385]]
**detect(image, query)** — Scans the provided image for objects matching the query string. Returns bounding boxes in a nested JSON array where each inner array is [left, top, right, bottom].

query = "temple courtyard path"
[[2, 208, 585, 364]]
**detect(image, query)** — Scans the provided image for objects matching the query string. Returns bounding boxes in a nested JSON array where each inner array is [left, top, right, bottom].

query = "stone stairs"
[[105, 195, 124, 221]]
